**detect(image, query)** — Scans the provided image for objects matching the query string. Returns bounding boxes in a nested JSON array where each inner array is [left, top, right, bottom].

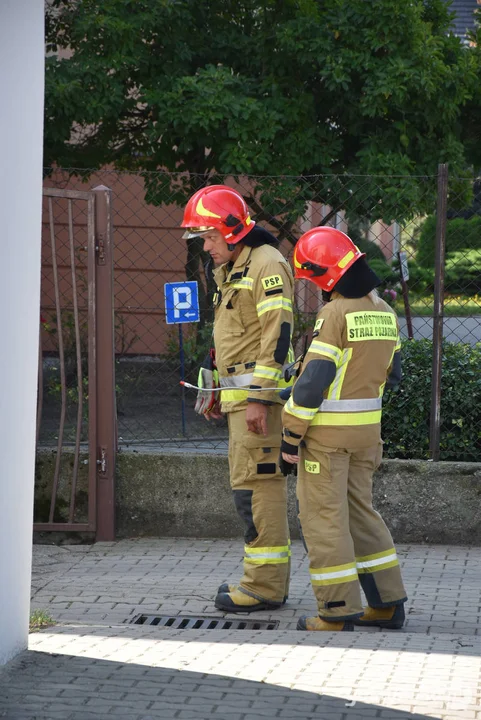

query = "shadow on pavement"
[[0, 650, 441, 720]]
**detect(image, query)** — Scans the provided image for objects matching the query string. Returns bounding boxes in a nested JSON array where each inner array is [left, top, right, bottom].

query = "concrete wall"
[[35, 449, 481, 545], [0, 0, 44, 665]]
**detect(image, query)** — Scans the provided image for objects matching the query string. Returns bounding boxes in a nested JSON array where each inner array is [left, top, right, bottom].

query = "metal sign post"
[[397, 251, 413, 340], [164, 281, 200, 437]]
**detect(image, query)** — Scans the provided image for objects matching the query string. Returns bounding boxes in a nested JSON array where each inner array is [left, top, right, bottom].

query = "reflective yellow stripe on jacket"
[[253, 365, 282, 382], [284, 395, 318, 421], [309, 340, 342, 364], [231, 277, 254, 291], [256, 297, 293, 317], [312, 397, 382, 426]]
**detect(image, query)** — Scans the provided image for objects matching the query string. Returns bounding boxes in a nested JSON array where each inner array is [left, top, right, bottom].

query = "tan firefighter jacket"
[[212, 243, 294, 413], [282, 292, 401, 449]]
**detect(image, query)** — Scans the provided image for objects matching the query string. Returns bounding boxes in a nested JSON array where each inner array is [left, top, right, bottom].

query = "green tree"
[[45, 0, 479, 232], [460, 8, 481, 172]]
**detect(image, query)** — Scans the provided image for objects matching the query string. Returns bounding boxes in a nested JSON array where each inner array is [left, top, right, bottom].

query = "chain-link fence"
[[39, 167, 481, 461]]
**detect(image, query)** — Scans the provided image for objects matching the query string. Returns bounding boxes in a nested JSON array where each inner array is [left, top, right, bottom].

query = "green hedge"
[[355, 235, 388, 264], [417, 215, 481, 268], [382, 339, 481, 462], [406, 250, 481, 296]]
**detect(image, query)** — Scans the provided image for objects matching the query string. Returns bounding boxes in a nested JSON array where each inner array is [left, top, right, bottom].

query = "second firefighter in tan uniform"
[[281, 226, 407, 632], [181, 185, 294, 612]]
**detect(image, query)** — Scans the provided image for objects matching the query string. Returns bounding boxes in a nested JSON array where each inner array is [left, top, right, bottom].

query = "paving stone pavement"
[[0, 539, 480, 720]]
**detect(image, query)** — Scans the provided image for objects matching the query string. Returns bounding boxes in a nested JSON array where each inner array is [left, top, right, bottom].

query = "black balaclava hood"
[[242, 225, 279, 248], [330, 256, 381, 299]]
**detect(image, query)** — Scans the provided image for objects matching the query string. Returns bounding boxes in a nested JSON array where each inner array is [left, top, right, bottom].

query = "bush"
[[355, 235, 389, 264], [369, 258, 398, 285], [404, 250, 481, 296], [382, 339, 481, 462], [403, 262, 434, 294], [353, 236, 399, 294], [417, 215, 481, 268], [444, 250, 481, 295], [163, 323, 214, 381]]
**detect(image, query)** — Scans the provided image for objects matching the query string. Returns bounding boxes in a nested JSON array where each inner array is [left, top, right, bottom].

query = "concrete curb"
[[35, 448, 481, 544]]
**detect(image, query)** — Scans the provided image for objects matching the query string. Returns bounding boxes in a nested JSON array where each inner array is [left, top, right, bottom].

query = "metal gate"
[[35, 186, 116, 540]]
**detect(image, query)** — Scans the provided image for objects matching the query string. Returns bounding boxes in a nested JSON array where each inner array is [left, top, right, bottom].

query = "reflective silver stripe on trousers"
[[319, 398, 382, 412], [219, 373, 254, 388], [245, 551, 290, 559]]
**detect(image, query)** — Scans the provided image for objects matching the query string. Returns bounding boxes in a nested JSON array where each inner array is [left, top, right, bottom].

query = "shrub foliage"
[[382, 339, 481, 461]]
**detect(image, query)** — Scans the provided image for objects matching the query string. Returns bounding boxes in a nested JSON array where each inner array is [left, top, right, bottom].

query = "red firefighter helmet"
[[293, 227, 365, 292], [181, 185, 255, 244]]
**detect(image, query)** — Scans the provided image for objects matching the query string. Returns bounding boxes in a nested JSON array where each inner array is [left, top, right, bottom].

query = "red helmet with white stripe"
[[181, 185, 255, 244], [293, 227, 365, 292]]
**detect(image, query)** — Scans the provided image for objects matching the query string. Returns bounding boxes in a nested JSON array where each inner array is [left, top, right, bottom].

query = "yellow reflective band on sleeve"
[[253, 365, 282, 381], [310, 561, 358, 586], [219, 373, 253, 388], [312, 410, 382, 426], [285, 396, 318, 421], [231, 277, 254, 290], [356, 548, 399, 574], [256, 297, 293, 316], [221, 389, 249, 402], [304, 460, 320, 474], [346, 311, 398, 342], [320, 398, 381, 412], [326, 348, 352, 401], [261, 274, 283, 290], [244, 544, 290, 565], [309, 340, 342, 364], [278, 375, 293, 389]]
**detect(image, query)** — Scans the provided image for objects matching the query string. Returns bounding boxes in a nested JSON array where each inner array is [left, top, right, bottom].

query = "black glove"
[[279, 438, 299, 477], [279, 453, 297, 477]]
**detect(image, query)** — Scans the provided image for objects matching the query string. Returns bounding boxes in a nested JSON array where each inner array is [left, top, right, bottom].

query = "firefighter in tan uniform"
[[181, 185, 294, 612], [281, 227, 407, 632]]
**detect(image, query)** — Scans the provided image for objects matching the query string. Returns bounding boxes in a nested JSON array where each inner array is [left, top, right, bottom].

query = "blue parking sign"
[[164, 281, 200, 324]]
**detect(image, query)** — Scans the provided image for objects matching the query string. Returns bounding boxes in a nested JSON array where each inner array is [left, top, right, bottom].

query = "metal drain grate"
[[130, 614, 279, 630]]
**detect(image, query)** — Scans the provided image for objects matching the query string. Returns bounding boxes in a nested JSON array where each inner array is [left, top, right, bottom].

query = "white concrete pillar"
[[0, 0, 44, 664]]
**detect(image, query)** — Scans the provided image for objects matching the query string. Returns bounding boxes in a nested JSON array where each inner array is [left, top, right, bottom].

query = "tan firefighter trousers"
[[227, 407, 290, 603], [297, 440, 407, 620]]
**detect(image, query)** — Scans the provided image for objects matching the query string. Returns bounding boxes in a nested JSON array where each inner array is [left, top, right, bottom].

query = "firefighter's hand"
[[204, 400, 223, 421], [280, 436, 299, 476], [281, 452, 299, 464], [246, 402, 268, 436], [279, 452, 298, 477]]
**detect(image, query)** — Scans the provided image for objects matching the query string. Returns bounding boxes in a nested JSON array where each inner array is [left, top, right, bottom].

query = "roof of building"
[[447, 0, 479, 42]]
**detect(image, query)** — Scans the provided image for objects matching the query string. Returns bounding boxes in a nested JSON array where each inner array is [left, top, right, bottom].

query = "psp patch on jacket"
[[261, 274, 283, 291]]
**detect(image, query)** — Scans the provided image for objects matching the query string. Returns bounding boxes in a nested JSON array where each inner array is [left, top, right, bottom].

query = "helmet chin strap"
[[227, 243, 236, 251], [301, 261, 328, 277]]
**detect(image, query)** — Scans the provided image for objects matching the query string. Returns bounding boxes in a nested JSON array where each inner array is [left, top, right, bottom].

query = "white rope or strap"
[[180, 381, 281, 392]]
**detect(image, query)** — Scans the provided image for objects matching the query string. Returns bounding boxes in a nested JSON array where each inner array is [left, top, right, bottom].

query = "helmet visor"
[[181, 226, 214, 240]]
